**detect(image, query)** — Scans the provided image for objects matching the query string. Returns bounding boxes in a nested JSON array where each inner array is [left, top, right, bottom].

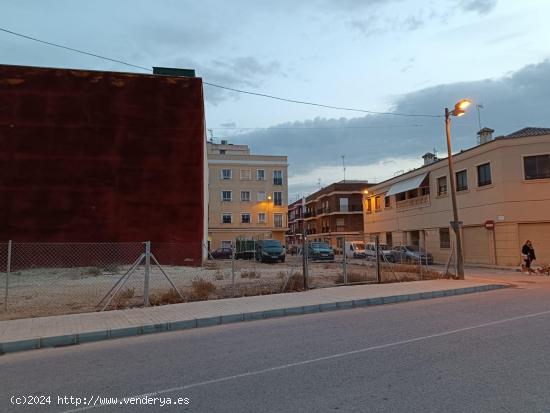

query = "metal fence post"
[[343, 236, 347, 285], [375, 235, 380, 283], [419, 246, 423, 280], [144, 241, 151, 307], [302, 235, 309, 290], [231, 243, 236, 297], [4, 240, 11, 312]]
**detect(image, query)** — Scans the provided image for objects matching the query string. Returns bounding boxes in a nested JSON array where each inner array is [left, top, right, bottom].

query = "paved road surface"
[[1, 272, 550, 413]]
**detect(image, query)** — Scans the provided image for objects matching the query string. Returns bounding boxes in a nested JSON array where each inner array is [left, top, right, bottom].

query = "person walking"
[[521, 240, 536, 274]]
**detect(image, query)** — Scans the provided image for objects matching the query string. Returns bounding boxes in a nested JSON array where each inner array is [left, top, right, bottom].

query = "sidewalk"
[[0, 280, 508, 354]]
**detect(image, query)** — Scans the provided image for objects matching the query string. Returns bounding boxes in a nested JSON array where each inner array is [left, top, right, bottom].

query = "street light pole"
[[445, 107, 465, 279]]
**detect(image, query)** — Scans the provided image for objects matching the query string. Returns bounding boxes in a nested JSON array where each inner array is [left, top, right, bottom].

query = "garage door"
[[519, 223, 550, 266], [463, 226, 492, 264]]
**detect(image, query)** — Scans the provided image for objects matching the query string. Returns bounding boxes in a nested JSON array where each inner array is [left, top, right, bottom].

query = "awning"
[[386, 172, 428, 196]]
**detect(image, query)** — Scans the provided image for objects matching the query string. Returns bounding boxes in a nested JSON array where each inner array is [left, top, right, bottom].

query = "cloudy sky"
[[2, 0, 550, 199]]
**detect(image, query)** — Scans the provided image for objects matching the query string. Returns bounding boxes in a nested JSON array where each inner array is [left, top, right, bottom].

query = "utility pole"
[[445, 108, 465, 279]]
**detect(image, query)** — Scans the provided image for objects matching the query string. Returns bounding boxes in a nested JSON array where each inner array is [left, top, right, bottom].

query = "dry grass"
[[150, 288, 185, 305], [281, 271, 304, 292], [336, 269, 370, 284], [203, 260, 219, 269], [191, 278, 216, 300], [110, 287, 136, 309], [86, 266, 102, 276], [214, 270, 225, 280], [240, 269, 260, 279]]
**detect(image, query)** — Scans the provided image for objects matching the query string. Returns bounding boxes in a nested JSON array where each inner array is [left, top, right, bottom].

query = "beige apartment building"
[[207, 140, 288, 250], [363, 127, 550, 267]]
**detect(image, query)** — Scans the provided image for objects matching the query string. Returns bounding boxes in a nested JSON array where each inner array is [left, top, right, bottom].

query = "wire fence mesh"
[[0, 239, 448, 321]]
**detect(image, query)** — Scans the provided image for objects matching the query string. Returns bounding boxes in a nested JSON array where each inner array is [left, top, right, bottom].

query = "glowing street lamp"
[[444, 99, 472, 279]]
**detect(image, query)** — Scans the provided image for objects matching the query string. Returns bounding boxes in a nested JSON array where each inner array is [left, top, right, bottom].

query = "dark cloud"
[[458, 0, 498, 15], [235, 59, 550, 181]]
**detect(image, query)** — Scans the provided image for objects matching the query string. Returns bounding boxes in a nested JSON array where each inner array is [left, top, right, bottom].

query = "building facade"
[[207, 141, 288, 250], [304, 181, 372, 252], [363, 127, 550, 267], [0, 64, 207, 264], [286, 198, 305, 251]]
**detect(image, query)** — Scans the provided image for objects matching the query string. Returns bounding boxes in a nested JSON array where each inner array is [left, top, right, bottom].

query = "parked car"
[[255, 239, 286, 263], [392, 245, 434, 264], [308, 242, 335, 261], [345, 241, 367, 259], [364, 242, 395, 262], [235, 249, 255, 260], [210, 247, 232, 259]]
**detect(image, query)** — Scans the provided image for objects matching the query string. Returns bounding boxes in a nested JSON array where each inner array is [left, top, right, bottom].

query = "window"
[[258, 212, 266, 223], [386, 232, 393, 247], [274, 191, 283, 206], [273, 170, 283, 185], [396, 192, 406, 202], [240, 169, 251, 180], [524, 154, 550, 180], [241, 213, 251, 224], [240, 191, 251, 202], [219, 150, 226, 155], [437, 176, 447, 196], [221, 240, 232, 248], [221, 169, 232, 180], [385, 196, 391, 208], [221, 190, 232, 202], [257, 169, 265, 181], [336, 218, 345, 231], [374, 196, 381, 211], [477, 163, 492, 186], [439, 228, 450, 249], [366, 198, 372, 212], [274, 213, 283, 228], [257, 191, 266, 201], [339, 197, 348, 212], [221, 213, 232, 224], [456, 170, 468, 191]]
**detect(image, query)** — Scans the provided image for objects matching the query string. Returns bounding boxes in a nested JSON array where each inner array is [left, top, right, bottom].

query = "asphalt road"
[[2, 273, 550, 413]]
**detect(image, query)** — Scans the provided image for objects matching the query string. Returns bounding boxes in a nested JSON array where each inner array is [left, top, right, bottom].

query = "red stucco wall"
[[0, 65, 205, 264]]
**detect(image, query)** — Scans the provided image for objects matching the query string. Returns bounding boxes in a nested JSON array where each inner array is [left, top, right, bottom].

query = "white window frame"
[[221, 169, 232, 180], [273, 191, 283, 206], [241, 213, 251, 224], [221, 213, 232, 224], [436, 174, 448, 196], [274, 213, 284, 228], [257, 191, 266, 202], [221, 190, 232, 202], [258, 212, 266, 223], [256, 169, 265, 181], [240, 190, 251, 202], [273, 170, 283, 185]]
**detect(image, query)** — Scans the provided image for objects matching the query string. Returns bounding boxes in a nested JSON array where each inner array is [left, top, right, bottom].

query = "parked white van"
[[345, 241, 367, 259]]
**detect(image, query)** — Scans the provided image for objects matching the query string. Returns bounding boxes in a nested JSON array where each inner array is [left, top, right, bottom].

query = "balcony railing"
[[395, 194, 430, 210]]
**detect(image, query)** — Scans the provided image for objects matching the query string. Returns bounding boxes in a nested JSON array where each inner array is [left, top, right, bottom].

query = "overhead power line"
[[0, 26, 442, 118]]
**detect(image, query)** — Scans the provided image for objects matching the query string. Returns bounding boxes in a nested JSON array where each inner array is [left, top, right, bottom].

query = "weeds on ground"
[[281, 271, 304, 292], [110, 287, 135, 309], [191, 278, 216, 300], [335, 270, 369, 284], [86, 266, 102, 276], [102, 264, 120, 274], [240, 269, 260, 279], [150, 289, 185, 305], [214, 270, 224, 280]]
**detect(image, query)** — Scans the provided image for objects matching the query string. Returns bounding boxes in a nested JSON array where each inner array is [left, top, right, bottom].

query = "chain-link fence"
[[0, 238, 447, 321]]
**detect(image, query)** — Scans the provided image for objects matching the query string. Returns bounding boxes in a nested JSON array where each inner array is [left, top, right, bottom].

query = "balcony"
[[395, 194, 430, 210]]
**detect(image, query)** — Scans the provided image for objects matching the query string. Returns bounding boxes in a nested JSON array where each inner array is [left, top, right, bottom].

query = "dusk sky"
[[2, 0, 550, 198]]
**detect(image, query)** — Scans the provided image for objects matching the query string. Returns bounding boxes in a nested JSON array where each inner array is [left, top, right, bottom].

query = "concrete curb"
[[0, 284, 508, 355]]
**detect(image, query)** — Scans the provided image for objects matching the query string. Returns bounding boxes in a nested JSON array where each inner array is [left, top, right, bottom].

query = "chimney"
[[477, 127, 494, 145], [422, 152, 437, 166]]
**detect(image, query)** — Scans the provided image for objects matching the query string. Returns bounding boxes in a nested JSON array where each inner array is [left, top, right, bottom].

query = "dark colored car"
[[255, 239, 286, 263], [392, 245, 434, 264], [308, 242, 335, 261], [210, 247, 232, 259], [235, 250, 255, 260]]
